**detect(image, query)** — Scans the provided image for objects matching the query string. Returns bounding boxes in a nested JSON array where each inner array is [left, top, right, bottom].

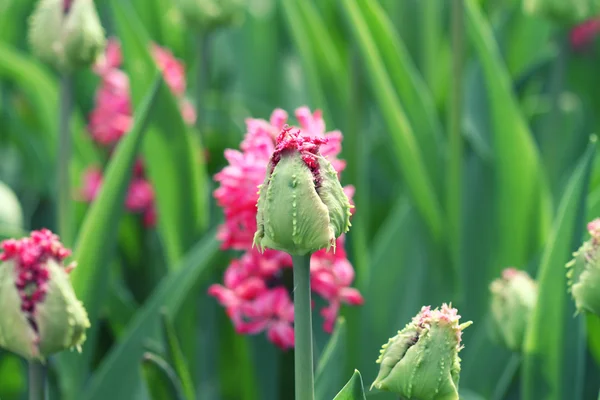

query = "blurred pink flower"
[[83, 37, 196, 228], [570, 18, 600, 50], [80, 167, 103, 202], [125, 178, 154, 213], [211, 107, 362, 348]]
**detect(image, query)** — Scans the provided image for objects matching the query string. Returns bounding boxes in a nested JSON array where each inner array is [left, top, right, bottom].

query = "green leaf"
[[355, 0, 445, 193], [340, 0, 444, 243], [56, 76, 162, 400], [160, 310, 196, 400], [522, 141, 596, 400], [465, 0, 551, 273], [315, 318, 347, 400], [141, 352, 187, 400], [333, 370, 366, 400], [111, 0, 208, 266], [82, 233, 219, 400]]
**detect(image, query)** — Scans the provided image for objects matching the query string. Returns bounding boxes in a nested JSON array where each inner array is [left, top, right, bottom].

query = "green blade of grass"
[[111, 0, 208, 266], [82, 233, 219, 400], [522, 140, 596, 400], [56, 77, 163, 399], [141, 352, 186, 400], [160, 311, 196, 400], [340, 0, 444, 243], [356, 0, 445, 192], [333, 370, 366, 400], [315, 318, 347, 400], [465, 0, 552, 273]]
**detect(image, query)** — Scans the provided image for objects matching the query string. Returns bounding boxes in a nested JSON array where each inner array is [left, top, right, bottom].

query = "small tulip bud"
[[28, 0, 106, 72], [176, 0, 245, 32], [0, 229, 89, 361], [371, 304, 472, 400], [566, 219, 600, 316], [524, 0, 600, 23], [253, 127, 352, 256], [489, 268, 537, 352]]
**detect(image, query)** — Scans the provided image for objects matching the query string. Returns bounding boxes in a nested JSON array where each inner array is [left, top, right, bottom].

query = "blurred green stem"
[[196, 32, 210, 133], [58, 74, 73, 244], [292, 254, 314, 400], [420, 0, 439, 89], [448, 0, 464, 293], [491, 353, 521, 400], [28, 360, 46, 400]]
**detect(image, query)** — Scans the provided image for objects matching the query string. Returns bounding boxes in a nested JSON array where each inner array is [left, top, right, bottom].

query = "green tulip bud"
[[566, 219, 600, 316], [489, 268, 537, 352], [28, 0, 106, 72], [371, 304, 472, 400], [253, 127, 352, 256], [176, 0, 245, 32], [0, 229, 89, 361], [524, 0, 600, 24], [0, 181, 23, 230]]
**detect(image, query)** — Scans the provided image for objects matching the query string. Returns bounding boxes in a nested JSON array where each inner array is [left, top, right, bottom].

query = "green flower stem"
[[28, 360, 46, 400], [292, 254, 315, 400], [58, 73, 73, 244]]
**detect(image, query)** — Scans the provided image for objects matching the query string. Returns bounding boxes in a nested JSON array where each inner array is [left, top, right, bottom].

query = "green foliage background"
[[1, 0, 600, 399]]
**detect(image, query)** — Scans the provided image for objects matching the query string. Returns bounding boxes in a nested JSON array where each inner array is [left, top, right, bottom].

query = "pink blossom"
[[239, 288, 295, 350], [93, 39, 123, 77], [125, 179, 154, 213], [151, 45, 187, 97], [80, 167, 103, 202], [211, 107, 363, 347], [570, 18, 600, 50]]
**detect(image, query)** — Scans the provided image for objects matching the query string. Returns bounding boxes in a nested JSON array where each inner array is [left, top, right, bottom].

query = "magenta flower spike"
[[0, 229, 89, 361]]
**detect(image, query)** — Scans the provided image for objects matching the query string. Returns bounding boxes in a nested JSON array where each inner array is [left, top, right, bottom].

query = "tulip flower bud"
[[371, 304, 472, 400], [29, 0, 106, 72], [176, 0, 244, 32], [524, 0, 600, 24], [566, 219, 600, 316], [0, 181, 24, 230], [489, 268, 537, 352], [253, 127, 352, 256], [0, 229, 89, 361]]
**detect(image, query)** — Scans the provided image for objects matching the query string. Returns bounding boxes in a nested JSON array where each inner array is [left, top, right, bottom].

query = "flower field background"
[[1, 0, 600, 399]]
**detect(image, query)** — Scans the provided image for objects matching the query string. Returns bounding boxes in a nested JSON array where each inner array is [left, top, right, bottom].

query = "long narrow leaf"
[[315, 318, 347, 400], [111, 0, 207, 266], [333, 370, 366, 400], [83, 234, 219, 400], [465, 0, 551, 273], [141, 352, 186, 400], [56, 77, 163, 399], [522, 141, 596, 400], [340, 0, 443, 242]]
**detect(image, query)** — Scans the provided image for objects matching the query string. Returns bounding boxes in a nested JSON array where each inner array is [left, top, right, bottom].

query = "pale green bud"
[[371, 304, 472, 400], [524, 0, 600, 23], [28, 0, 106, 72], [176, 0, 245, 32], [566, 219, 600, 316], [489, 268, 537, 352], [253, 129, 352, 256]]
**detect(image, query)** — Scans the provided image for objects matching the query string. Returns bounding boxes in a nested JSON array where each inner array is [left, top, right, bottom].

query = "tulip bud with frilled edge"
[[524, 0, 600, 23], [371, 304, 472, 400], [566, 219, 600, 316], [0, 229, 89, 361], [253, 127, 352, 256], [489, 268, 537, 352], [28, 0, 105, 72], [176, 0, 244, 32]]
